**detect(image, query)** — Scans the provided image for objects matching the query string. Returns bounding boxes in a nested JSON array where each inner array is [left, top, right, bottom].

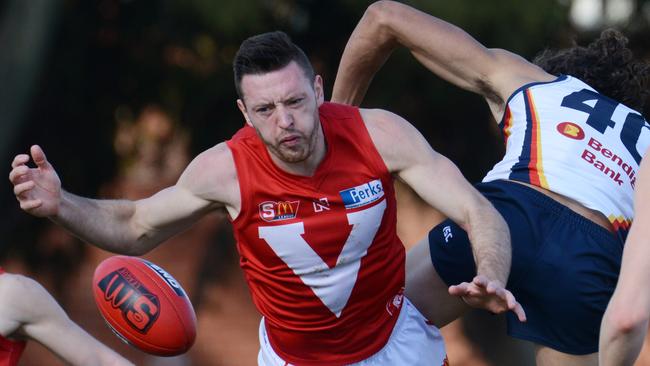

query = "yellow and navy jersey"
[[483, 75, 650, 238]]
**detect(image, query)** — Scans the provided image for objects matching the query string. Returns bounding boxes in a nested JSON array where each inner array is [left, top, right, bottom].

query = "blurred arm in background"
[[600, 148, 650, 366], [331, 0, 552, 120], [0, 270, 133, 366]]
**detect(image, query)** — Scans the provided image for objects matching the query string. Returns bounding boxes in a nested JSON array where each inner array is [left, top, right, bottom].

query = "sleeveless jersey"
[[484, 75, 650, 239], [227, 102, 405, 365], [0, 268, 26, 366]]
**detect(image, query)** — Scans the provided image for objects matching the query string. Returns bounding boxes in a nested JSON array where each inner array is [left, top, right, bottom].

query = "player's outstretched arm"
[[362, 107, 524, 320], [9, 143, 238, 255], [0, 273, 133, 366], [600, 149, 650, 366], [332, 1, 551, 113]]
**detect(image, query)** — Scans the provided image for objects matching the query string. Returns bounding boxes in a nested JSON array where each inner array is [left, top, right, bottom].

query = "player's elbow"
[[365, 1, 400, 34], [606, 306, 650, 337], [125, 234, 159, 256], [115, 229, 154, 256], [127, 217, 160, 256], [366, 1, 392, 20]]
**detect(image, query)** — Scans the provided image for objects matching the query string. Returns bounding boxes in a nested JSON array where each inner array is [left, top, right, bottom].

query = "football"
[[92, 256, 197, 356]]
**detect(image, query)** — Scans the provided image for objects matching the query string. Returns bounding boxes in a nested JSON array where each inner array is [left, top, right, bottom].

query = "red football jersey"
[[0, 268, 26, 366], [227, 102, 405, 365]]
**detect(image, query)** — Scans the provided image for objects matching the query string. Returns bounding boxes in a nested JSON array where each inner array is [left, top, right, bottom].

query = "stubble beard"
[[274, 125, 318, 163], [256, 121, 319, 164], [254, 103, 323, 163]]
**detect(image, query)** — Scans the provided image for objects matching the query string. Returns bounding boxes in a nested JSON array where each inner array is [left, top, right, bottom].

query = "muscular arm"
[[11, 143, 239, 255], [600, 150, 650, 366], [56, 143, 239, 255], [0, 274, 133, 366], [361, 108, 510, 286], [54, 186, 213, 255], [332, 1, 552, 116]]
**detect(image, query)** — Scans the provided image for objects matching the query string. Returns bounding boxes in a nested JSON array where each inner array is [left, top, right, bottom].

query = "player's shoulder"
[[487, 48, 556, 101], [358, 108, 415, 140], [177, 142, 238, 202], [197, 141, 234, 163], [185, 142, 235, 176], [358, 107, 445, 173], [357, 107, 427, 168]]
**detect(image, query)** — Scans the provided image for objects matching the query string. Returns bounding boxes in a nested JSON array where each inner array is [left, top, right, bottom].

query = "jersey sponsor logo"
[[339, 179, 384, 209], [556, 122, 585, 140], [97, 268, 160, 333], [312, 197, 330, 212], [581, 137, 636, 187], [259, 201, 300, 222], [259, 199, 386, 318]]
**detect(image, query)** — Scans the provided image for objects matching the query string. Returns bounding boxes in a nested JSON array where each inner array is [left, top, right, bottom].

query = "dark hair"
[[533, 29, 649, 111], [233, 31, 315, 99]]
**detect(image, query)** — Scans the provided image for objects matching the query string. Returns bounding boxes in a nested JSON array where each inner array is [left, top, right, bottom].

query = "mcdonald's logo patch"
[[556, 122, 585, 140], [259, 201, 300, 222], [97, 268, 160, 334]]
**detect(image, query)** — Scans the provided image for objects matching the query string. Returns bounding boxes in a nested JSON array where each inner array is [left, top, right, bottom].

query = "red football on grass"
[[92, 256, 197, 356]]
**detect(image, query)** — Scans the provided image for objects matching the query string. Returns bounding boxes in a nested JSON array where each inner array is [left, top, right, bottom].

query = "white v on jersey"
[[483, 75, 650, 236]]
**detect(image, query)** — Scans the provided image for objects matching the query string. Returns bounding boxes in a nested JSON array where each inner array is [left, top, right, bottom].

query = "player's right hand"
[[9, 145, 62, 217], [449, 275, 527, 322]]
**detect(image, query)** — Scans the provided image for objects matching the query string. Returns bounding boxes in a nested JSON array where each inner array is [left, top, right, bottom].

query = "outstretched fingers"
[[512, 303, 526, 322], [505, 289, 527, 321], [485, 280, 527, 322], [448, 282, 471, 296], [453, 275, 527, 322], [449, 281, 485, 298]]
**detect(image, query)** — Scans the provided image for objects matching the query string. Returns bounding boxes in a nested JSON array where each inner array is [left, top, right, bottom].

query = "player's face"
[[237, 61, 324, 164]]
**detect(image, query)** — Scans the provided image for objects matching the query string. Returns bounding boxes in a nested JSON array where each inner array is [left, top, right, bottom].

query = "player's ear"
[[237, 99, 252, 126], [314, 75, 324, 107]]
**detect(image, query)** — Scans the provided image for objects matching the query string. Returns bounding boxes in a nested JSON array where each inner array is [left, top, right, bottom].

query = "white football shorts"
[[257, 297, 448, 365]]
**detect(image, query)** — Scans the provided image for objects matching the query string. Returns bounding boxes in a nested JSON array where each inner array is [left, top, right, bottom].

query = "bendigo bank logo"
[[98, 268, 160, 334], [259, 201, 300, 222], [556, 122, 585, 140]]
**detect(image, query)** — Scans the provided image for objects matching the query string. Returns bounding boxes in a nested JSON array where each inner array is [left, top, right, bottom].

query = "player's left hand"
[[448, 275, 526, 322]]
